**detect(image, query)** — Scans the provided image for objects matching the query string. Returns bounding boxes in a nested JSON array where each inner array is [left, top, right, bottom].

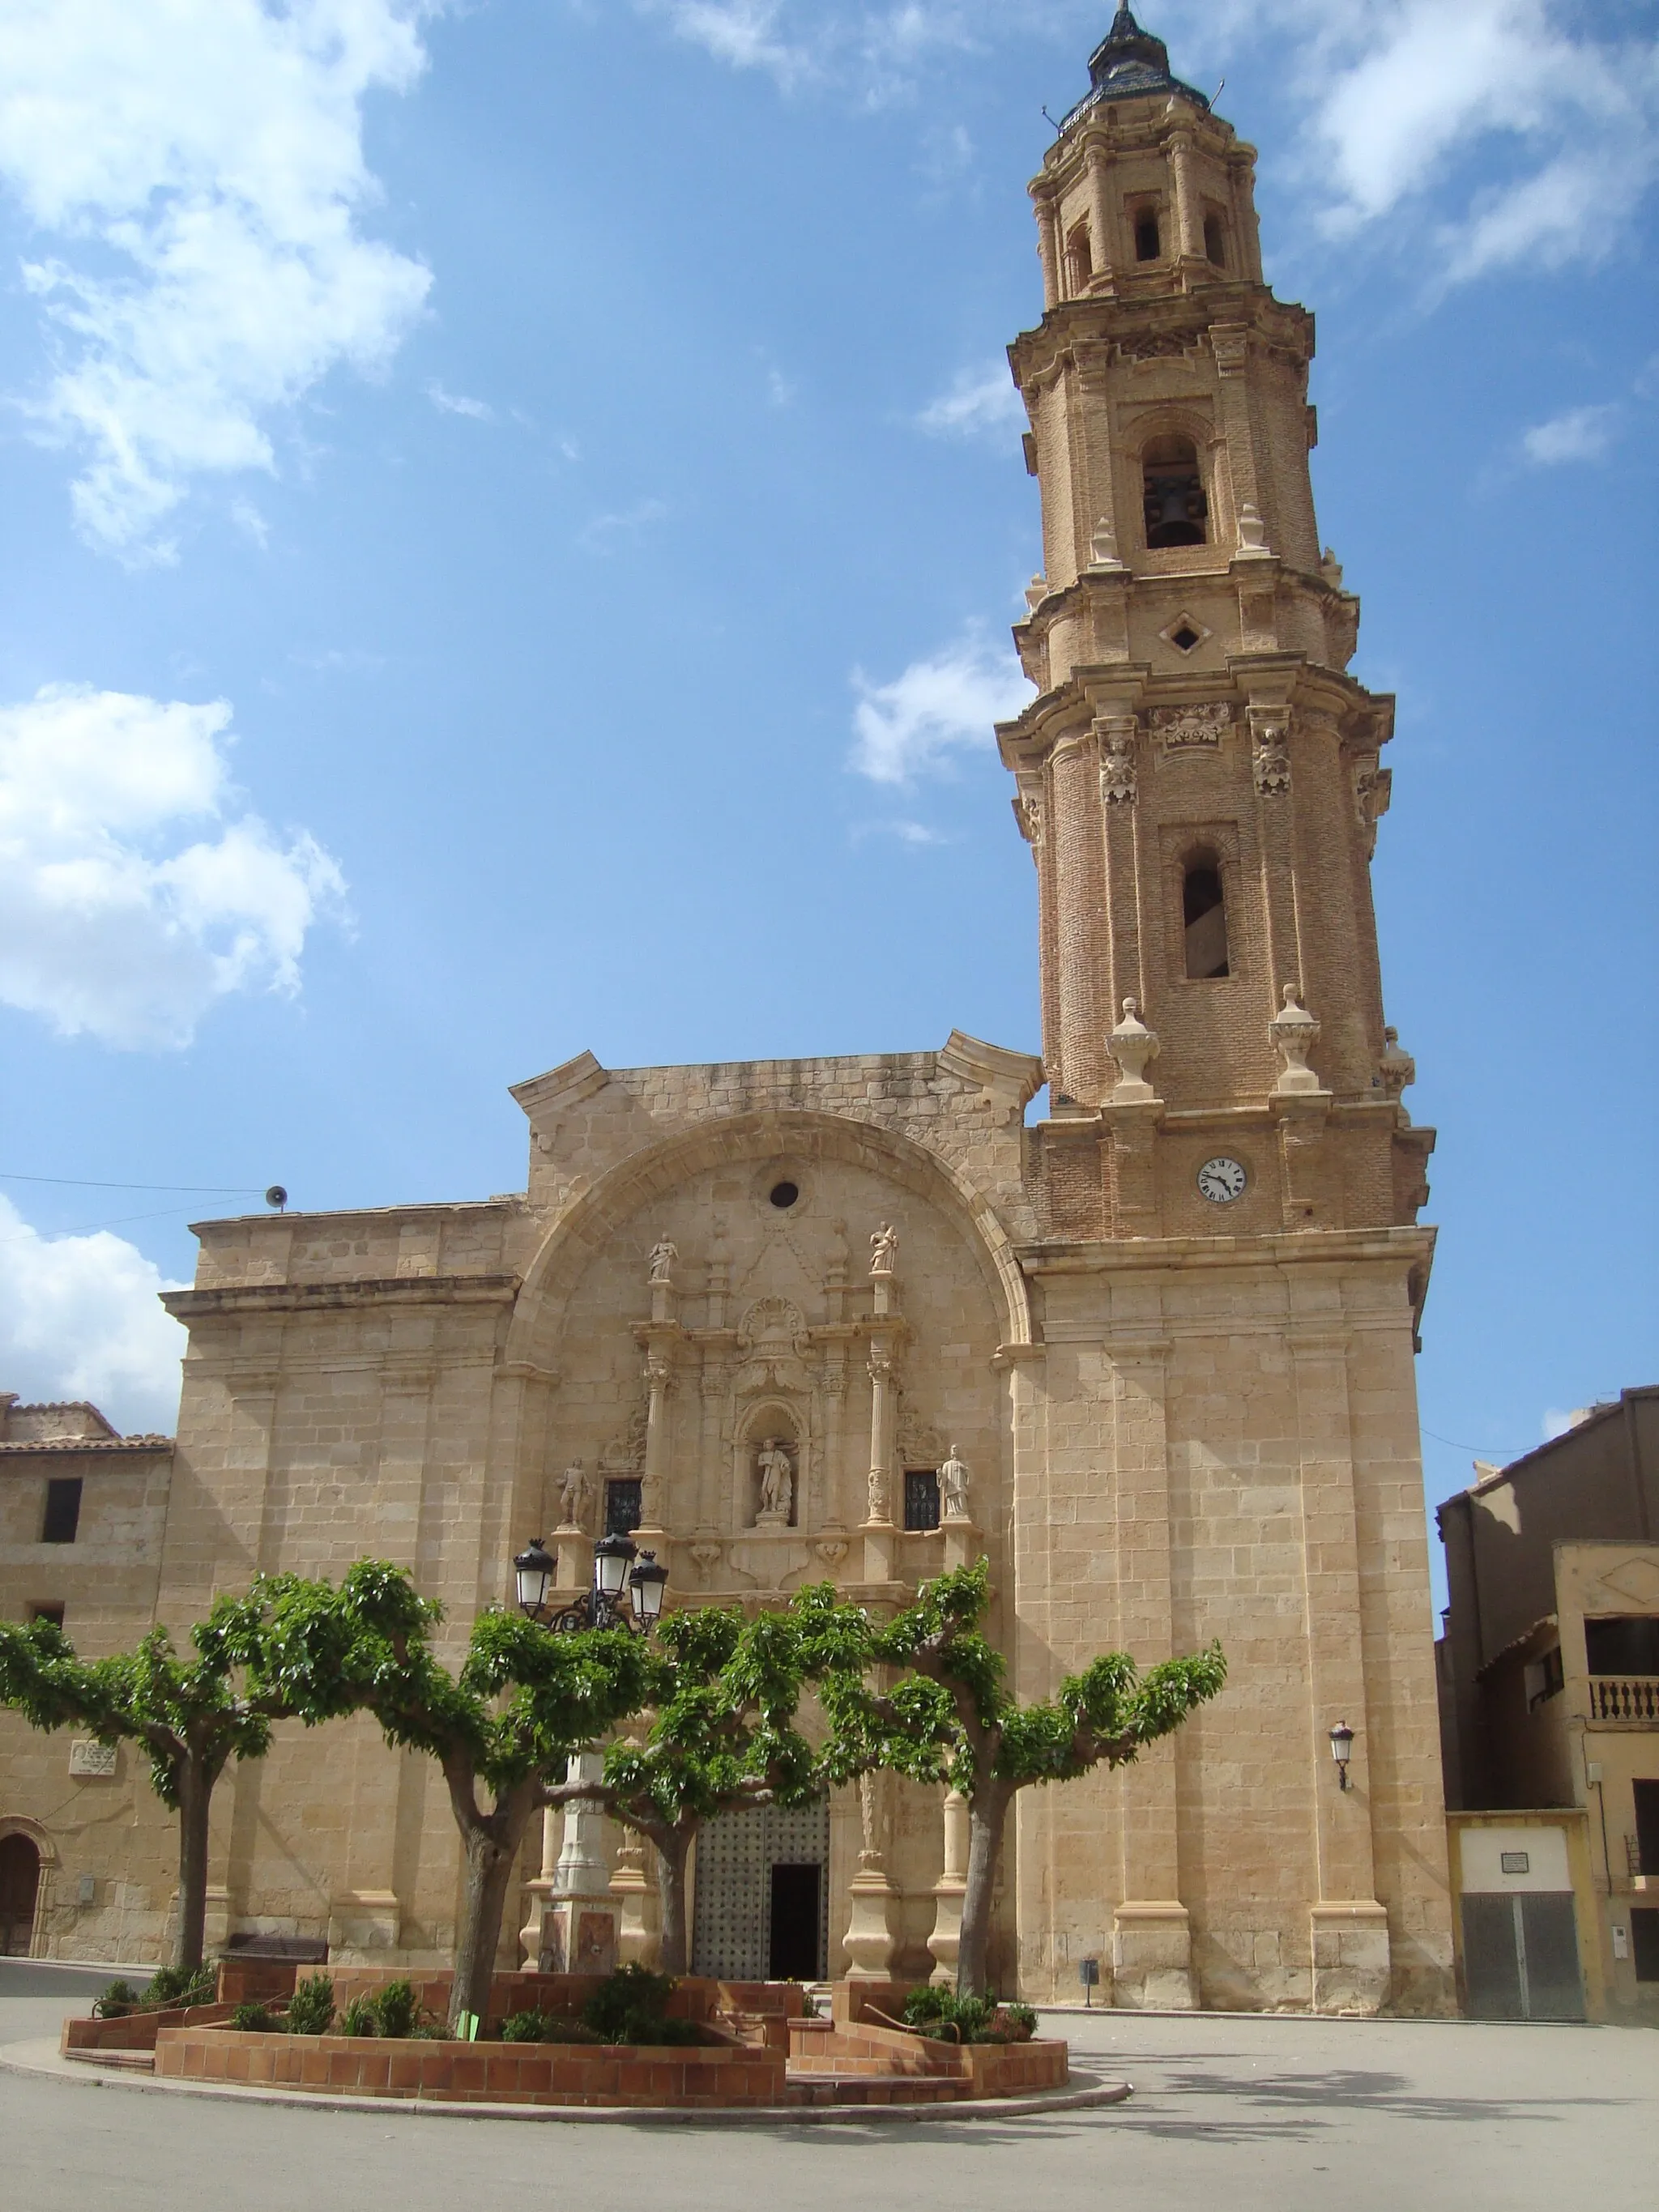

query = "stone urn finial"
[[1237, 501, 1270, 556], [1379, 1025, 1417, 1119], [1270, 985, 1323, 1097], [1089, 515, 1125, 570], [1025, 574, 1048, 613], [1108, 996, 1162, 1104]]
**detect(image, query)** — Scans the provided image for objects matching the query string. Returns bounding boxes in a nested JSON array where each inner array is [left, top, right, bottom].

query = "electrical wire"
[[0, 1172, 267, 1195]]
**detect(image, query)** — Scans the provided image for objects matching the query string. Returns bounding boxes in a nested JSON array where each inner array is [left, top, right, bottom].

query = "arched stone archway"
[[0, 1820, 54, 1957], [493, 1109, 1026, 1600]]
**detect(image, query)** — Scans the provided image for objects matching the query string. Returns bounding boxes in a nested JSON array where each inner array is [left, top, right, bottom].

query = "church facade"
[[0, 11, 1455, 2014]]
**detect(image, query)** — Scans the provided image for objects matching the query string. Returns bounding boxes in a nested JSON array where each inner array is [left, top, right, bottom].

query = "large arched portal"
[[502, 1110, 1023, 1601]]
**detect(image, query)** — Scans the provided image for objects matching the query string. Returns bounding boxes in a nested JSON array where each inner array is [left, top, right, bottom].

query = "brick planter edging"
[[154, 2028, 787, 2108]]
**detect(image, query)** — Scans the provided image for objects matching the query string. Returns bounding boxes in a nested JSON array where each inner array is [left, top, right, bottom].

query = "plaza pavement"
[[1, 1961, 1651, 2212]]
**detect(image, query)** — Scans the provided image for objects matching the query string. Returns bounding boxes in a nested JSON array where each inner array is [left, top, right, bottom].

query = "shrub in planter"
[[92, 1980, 142, 2019], [371, 1980, 419, 2040], [901, 1987, 1037, 2044], [498, 2010, 602, 2046], [229, 2001, 279, 2034], [286, 1974, 335, 2037], [339, 1997, 378, 2038], [579, 1965, 705, 2046], [144, 1964, 215, 2011]]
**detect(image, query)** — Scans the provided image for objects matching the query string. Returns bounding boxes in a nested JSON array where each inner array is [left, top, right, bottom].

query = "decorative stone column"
[[609, 1831, 659, 1969], [927, 1790, 970, 1985], [842, 1771, 900, 1977], [638, 1351, 674, 1537], [862, 1230, 902, 1585], [544, 1750, 618, 1977], [519, 1802, 561, 1968]]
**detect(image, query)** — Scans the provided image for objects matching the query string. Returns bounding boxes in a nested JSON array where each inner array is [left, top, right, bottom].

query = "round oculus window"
[[770, 1181, 800, 1210]]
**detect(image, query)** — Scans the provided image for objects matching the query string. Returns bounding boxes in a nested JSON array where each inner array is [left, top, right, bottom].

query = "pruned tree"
[[291, 1562, 656, 2027], [551, 1584, 874, 1974], [0, 1583, 363, 1973], [830, 1560, 1227, 1996]]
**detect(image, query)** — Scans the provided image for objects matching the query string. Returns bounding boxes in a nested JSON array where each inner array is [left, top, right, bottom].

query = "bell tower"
[[1001, 5, 1433, 1251], [998, 11, 1455, 2017]]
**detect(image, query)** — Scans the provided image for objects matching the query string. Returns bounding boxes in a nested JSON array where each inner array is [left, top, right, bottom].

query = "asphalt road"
[[1, 1962, 1652, 2212]]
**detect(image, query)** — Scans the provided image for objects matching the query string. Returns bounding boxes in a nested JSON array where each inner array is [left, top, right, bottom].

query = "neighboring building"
[[0, 10, 1456, 2013], [0, 1396, 173, 1958], [1438, 1387, 1659, 2024]]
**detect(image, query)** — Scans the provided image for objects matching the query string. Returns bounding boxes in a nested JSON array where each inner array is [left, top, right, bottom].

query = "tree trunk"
[[956, 1783, 1014, 1998], [653, 1826, 695, 1975], [172, 1757, 214, 1975], [446, 1773, 542, 2030]]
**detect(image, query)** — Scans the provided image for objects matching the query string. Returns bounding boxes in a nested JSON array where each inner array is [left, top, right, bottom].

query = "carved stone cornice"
[[162, 1275, 519, 1321]]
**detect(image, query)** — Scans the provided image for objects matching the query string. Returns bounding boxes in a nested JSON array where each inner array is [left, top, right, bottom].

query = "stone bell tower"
[[996, 10, 1455, 2015], [1002, 3, 1434, 1251]]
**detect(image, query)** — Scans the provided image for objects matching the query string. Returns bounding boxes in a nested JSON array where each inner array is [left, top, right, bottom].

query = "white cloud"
[[918, 361, 1024, 441], [0, 1, 442, 562], [638, 1, 1659, 285], [1520, 403, 1618, 466], [652, 2, 808, 84], [0, 1195, 186, 1437], [579, 497, 669, 550], [427, 380, 493, 421], [0, 684, 347, 1050], [851, 636, 1033, 784]]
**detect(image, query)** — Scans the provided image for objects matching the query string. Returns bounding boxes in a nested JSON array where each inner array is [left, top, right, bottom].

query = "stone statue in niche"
[[869, 1223, 899, 1277], [647, 1238, 678, 1287], [940, 1445, 971, 1523], [755, 1438, 795, 1527], [557, 1459, 589, 1531]]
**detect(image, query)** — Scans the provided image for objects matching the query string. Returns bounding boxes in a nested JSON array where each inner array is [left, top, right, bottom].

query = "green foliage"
[[593, 1583, 876, 1849], [497, 2009, 600, 2046], [859, 1560, 1227, 1796], [285, 1974, 335, 2036], [92, 1979, 140, 2018], [580, 1963, 682, 2045], [229, 2001, 279, 2033], [143, 1964, 215, 2011], [338, 1996, 378, 2038], [898, 1986, 1037, 2044], [900, 1984, 996, 2043], [372, 1980, 419, 2040]]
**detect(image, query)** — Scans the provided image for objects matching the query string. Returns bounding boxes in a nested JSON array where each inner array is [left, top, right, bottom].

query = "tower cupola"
[[1069, 6, 1211, 121]]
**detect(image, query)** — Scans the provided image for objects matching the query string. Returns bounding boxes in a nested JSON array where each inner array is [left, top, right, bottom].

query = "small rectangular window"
[[1525, 1647, 1564, 1708], [29, 1604, 66, 1630], [42, 1477, 83, 1545], [1134, 209, 1162, 262], [1632, 1908, 1659, 1984], [604, 1479, 642, 1539], [904, 1469, 941, 1532]]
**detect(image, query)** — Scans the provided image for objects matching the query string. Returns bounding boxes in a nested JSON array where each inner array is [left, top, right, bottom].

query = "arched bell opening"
[[1143, 433, 1209, 549]]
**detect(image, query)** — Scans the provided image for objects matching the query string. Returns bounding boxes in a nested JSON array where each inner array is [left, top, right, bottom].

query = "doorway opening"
[[1461, 1892, 1584, 2021], [769, 1864, 824, 1981], [0, 1833, 42, 1956]]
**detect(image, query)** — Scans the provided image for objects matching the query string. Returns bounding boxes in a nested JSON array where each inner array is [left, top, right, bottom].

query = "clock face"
[[1197, 1157, 1247, 1205]]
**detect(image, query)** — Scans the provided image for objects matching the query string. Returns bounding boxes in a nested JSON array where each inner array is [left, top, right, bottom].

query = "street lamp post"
[[514, 1533, 668, 1635], [1328, 1720, 1355, 1791]]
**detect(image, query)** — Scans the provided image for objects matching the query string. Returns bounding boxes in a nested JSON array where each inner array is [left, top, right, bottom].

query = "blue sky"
[[0, 2, 1655, 1600]]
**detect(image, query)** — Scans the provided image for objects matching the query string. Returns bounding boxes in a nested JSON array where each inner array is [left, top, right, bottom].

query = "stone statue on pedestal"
[[940, 1445, 971, 1523], [557, 1458, 589, 1531], [755, 1438, 794, 1526]]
